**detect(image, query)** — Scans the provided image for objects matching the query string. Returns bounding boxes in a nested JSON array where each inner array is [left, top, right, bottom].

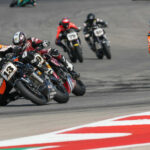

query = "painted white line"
[[27, 146, 59, 150], [0, 133, 130, 147]]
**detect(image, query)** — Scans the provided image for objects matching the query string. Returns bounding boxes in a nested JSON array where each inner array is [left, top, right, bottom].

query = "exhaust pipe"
[[31, 72, 44, 84]]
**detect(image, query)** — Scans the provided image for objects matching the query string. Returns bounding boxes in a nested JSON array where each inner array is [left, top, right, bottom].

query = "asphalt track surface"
[[1, 0, 150, 149]]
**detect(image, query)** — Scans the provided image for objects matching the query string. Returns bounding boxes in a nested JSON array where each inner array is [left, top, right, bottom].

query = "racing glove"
[[42, 40, 50, 48]]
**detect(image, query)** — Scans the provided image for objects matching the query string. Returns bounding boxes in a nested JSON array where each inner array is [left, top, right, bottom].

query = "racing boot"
[[89, 43, 95, 51], [86, 39, 95, 51], [60, 56, 74, 71], [59, 55, 80, 79]]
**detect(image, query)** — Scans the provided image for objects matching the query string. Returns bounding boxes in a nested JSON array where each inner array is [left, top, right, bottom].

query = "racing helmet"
[[13, 31, 26, 47], [87, 13, 95, 24], [61, 18, 70, 29]]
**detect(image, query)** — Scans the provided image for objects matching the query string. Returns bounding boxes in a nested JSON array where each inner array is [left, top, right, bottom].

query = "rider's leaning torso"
[[56, 22, 78, 39]]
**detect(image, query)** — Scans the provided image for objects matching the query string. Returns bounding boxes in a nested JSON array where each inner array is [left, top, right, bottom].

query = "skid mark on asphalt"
[[84, 71, 150, 94], [1, 112, 150, 149]]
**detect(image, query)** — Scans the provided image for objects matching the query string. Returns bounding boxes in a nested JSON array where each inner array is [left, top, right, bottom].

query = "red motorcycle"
[[47, 56, 86, 96]]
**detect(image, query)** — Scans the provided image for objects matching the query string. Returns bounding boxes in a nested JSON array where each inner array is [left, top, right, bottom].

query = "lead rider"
[[55, 17, 81, 53], [83, 13, 108, 50]]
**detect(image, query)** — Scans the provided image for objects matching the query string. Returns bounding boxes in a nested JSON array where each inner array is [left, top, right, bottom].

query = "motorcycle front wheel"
[[96, 49, 104, 59], [95, 42, 104, 59], [75, 46, 83, 63], [15, 80, 48, 105], [72, 80, 86, 96], [69, 49, 77, 63], [54, 84, 69, 103], [103, 43, 111, 59]]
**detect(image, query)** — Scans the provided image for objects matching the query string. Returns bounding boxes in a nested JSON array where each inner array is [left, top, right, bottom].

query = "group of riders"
[[0, 13, 108, 105], [56, 14, 108, 53]]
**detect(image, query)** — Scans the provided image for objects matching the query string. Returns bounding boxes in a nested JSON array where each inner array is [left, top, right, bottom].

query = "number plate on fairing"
[[94, 28, 104, 37], [0, 62, 17, 81], [33, 53, 45, 66], [67, 32, 78, 41]]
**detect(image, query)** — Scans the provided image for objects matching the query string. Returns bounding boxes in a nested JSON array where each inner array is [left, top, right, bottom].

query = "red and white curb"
[[1, 112, 150, 149]]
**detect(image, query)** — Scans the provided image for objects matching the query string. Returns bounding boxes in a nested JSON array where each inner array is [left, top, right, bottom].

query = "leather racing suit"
[[83, 18, 108, 49], [55, 22, 80, 52]]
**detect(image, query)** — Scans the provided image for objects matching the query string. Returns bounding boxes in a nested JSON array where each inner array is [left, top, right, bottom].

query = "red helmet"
[[61, 18, 70, 29]]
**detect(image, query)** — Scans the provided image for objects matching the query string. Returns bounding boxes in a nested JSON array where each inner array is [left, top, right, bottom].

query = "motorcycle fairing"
[[0, 79, 6, 95], [64, 77, 76, 93]]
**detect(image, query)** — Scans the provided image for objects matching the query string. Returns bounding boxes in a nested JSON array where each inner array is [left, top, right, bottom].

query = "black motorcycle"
[[30, 51, 69, 103], [62, 29, 83, 63], [85, 25, 111, 59], [0, 53, 56, 106]]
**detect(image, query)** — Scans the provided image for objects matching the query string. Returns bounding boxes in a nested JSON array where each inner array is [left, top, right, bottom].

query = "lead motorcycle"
[[85, 24, 111, 59], [0, 53, 56, 106], [62, 29, 83, 63]]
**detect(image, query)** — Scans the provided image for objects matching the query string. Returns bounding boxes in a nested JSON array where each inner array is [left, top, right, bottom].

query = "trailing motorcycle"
[[47, 55, 86, 96], [85, 25, 111, 59], [0, 53, 56, 106], [10, 0, 36, 7], [62, 29, 83, 63]]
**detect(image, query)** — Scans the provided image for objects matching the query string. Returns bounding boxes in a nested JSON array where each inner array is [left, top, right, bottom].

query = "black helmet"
[[13, 31, 26, 46], [87, 13, 95, 23]]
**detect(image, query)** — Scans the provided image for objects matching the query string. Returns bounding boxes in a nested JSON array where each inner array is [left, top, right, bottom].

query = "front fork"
[[69, 39, 80, 49], [63, 76, 76, 94], [95, 35, 110, 50]]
